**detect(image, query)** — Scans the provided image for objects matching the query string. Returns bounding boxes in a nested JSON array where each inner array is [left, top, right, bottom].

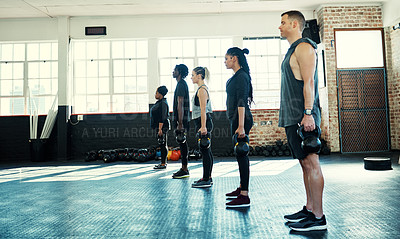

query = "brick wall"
[[249, 109, 286, 146], [387, 27, 400, 149], [317, 6, 384, 152]]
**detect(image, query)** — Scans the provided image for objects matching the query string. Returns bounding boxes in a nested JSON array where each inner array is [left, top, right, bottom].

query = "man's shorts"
[[285, 124, 308, 160]]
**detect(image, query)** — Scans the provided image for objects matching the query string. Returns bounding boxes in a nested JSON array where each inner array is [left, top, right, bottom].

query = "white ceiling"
[[0, 0, 388, 19]]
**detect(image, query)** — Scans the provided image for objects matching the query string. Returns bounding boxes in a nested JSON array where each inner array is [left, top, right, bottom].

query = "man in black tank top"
[[278, 10, 327, 232]]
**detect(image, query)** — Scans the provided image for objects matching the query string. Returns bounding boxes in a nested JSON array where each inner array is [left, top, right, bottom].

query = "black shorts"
[[285, 124, 308, 160]]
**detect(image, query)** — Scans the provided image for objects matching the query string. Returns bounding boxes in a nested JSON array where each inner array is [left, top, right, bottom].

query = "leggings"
[[156, 129, 169, 165], [174, 121, 190, 166], [194, 115, 214, 180], [230, 115, 253, 191]]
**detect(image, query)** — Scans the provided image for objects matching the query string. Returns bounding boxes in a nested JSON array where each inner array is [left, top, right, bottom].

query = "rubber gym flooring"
[[0, 152, 399, 238]]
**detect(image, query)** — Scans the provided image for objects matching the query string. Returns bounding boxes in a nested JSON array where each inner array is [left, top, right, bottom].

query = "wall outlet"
[[77, 115, 84, 121]]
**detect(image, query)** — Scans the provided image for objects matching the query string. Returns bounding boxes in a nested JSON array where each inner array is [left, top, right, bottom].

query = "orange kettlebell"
[[170, 150, 180, 161]]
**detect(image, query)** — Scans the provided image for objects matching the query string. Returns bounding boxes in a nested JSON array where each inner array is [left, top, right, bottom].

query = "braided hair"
[[175, 64, 189, 79]]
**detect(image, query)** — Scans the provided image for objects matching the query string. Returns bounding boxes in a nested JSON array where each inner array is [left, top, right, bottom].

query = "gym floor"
[[0, 152, 399, 238]]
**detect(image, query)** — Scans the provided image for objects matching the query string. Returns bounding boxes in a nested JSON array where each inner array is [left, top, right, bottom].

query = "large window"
[[158, 38, 232, 111], [243, 37, 289, 109], [72, 39, 148, 113], [0, 42, 58, 115]]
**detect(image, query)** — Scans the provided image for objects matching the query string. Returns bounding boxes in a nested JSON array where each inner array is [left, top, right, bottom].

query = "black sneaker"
[[192, 178, 212, 188], [289, 214, 327, 232], [153, 164, 166, 170], [226, 194, 250, 208], [284, 206, 312, 223], [172, 169, 190, 179], [226, 188, 241, 199]]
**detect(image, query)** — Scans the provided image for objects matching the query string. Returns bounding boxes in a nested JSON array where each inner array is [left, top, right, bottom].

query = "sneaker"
[[172, 169, 190, 179], [226, 194, 250, 208], [153, 164, 166, 170], [192, 178, 212, 188], [289, 214, 327, 231], [226, 188, 241, 199], [284, 206, 312, 223]]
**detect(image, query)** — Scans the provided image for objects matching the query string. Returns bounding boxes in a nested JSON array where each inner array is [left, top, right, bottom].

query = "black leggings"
[[194, 116, 214, 180], [174, 121, 190, 167], [230, 115, 253, 191], [156, 129, 169, 165]]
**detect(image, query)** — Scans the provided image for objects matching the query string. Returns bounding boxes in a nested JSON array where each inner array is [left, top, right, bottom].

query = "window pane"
[[39, 43, 51, 60], [1, 98, 11, 115], [136, 60, 147, 76], [99, 95, 110, 113], [74, 42, 86, 60], [74, 61, 86, 77], [87, 61, 98, 78], [40, 62, 51, 78], [99, 61, 109, 77], [114, 77, 124, 94], [336, 30, 384, 68], [1, 44, 13, 61], [125, 60, 136, 76], [137, 41, 148, 58], [158, 40, 170, 58], [1, 63, 12, 79], [27, 43, 39, 61], [74, 95, 87, 113], [87, 95, 98, 112], [125, 41, 136, 58], [171, 40, 182, 57], [112, 41, 124, 58], [182, 40, 195, 57], [98, 42, 110, 59], [113, 60, 124, 76], [14, 44, 25, 61], [13, 80, 23, 95], [87, 42, 98, 59], [74, 78, 86, 95], [1, 80, 12, 96], [125, 77, 136, 93], [112, 95, 124, 112], [99, 77, 109, 94], [87, 78, 99, 94]]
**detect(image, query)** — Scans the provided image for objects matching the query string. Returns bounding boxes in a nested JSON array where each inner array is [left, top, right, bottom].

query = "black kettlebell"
[[157, 134, 166, 145], [232, 134, 250, 156], [175, 129, 186, 144], [297, 125, 322, 154], [197, 132, 211, 149]]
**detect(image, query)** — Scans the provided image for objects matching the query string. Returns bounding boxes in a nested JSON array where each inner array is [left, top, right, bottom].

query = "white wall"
[[0, 11, 314, 41], [383, 0, 400, 26]]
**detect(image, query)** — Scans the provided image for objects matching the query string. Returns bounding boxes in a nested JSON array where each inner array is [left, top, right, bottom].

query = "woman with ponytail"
[[190, 66, 214, 188], [224, 47, 254, 208]]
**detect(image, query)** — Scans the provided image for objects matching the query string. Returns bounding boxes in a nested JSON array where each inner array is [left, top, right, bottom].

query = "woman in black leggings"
[[190, 66, 214, 188], [224, 47, 254, 208]]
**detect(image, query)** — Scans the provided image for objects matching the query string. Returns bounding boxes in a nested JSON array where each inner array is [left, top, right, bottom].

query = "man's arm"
[[296, 43, 316, 131], [177, 96, 184, 129]]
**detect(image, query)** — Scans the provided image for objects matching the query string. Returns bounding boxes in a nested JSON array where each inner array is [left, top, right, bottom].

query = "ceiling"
[[0, 0, 388, 19]]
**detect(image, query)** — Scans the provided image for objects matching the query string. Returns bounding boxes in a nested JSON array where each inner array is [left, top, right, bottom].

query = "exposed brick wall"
[[249, 109, 286, 146], [317, 6, 384, 152], [387, 27, 400, 149]]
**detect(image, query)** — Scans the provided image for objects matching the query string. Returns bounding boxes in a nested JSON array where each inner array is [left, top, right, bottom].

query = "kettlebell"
[[232, 134, 250, 156], [197, 132, 211, 149], [175, 129, 186, 144], [157, 134, 166, 145], [170, 150, 180, 161], [297, 125, 322, 154]]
